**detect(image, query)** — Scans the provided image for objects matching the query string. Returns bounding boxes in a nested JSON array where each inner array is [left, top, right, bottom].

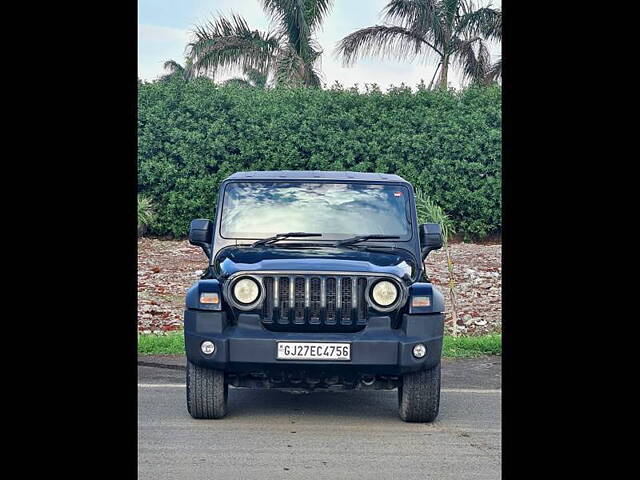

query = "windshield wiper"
[[335, 234, 400, 247], [251, 232, 322, 247]]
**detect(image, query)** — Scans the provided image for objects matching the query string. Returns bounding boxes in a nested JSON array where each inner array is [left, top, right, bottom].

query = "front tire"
[[186, 361, 228, 419], [398, 363, 441, 422]]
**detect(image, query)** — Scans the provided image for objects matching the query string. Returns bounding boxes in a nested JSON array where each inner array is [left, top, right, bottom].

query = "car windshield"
[[220, 182, 412, 240]]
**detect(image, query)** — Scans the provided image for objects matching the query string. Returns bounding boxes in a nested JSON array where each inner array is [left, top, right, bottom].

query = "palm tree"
[[186, 1, 334, 88], [458, 6, 501, 85], [336, 0, 501, 89], [159, 58, 193, 82]]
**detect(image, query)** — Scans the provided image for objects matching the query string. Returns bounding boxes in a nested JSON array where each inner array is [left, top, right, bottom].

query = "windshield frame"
[[218, 180, 414, 243]]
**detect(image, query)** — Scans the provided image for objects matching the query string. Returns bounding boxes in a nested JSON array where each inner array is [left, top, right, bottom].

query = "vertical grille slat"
[[325, 278, 337, 325], [357, 278, 368, 324], [273, 276, 279, 320], [261, 277, 274, 323], [340, 278, 353, 325], [294, 277, 305, 324], [278, 277, 290, 324], [309, 278, 321, 324]]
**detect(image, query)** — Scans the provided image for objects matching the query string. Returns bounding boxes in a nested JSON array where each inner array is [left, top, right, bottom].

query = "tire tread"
[[398, 363, 441, 422], [186, 361, 227, 419]]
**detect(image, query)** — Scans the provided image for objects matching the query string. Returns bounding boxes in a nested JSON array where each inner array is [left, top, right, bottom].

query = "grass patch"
[[138, 331, 185, 355], [443, 334, 501, 357], [138, 332, 501, 357]]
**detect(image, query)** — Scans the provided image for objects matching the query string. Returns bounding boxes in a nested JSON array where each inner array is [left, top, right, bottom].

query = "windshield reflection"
[[221, 182, 411, 240]]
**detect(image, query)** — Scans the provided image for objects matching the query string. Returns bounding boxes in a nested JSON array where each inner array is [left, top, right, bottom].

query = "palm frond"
[[261, 0, 310, 56], [186, 13, 281, 78], [336, 25, 436, 66], [457, 6, 501, 41], [263, 0, 333, 31], [485, 57, 501, 83], [137, 195, 155, 231], [187, 4, 331, 88], [183, 57, 194, 80], [334, 1, 499, 90], [451, 36, 490, 84], [382, 0, 445, 50], [303, 0, 334, 30], [261, 0, 331, 75], [415, 189, 455, 239], [442, 0, 461, 29]]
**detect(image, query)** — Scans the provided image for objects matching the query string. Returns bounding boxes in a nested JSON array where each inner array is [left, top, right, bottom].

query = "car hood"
[[213, 246, 417, 284]]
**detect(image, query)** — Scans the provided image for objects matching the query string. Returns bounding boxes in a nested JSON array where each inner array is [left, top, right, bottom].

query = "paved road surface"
[[138, 356, 501, 480]]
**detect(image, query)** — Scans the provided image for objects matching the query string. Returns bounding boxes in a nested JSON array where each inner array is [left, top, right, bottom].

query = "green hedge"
[[138, 79, 501, 239]]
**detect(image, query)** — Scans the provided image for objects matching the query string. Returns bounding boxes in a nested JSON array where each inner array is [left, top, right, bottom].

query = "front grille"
[[257, 274, 378, 331]]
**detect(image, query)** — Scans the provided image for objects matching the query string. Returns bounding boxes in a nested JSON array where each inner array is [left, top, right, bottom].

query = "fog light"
[[412, 343, 427, 358], [201, 341, 216, 355]]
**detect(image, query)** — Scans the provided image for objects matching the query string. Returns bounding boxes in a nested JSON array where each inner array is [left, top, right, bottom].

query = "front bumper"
[[184, 310, 444, 376]]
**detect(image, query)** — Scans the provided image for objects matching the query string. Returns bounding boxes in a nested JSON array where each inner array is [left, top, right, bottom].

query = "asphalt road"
[[138, 356, 501, 480]]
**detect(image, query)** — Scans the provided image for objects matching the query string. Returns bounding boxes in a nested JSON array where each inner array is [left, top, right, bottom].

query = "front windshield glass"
[[220, 182, 412, 240]]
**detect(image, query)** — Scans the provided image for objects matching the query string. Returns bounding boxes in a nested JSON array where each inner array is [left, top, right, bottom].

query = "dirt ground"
[[138, 239, 501, 336]]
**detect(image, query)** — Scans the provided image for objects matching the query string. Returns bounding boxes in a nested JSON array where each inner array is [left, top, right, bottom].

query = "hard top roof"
[[225, 170, 411, 184]]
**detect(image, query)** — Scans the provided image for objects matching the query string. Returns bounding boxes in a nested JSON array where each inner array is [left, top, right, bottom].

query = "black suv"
[[184, 171, 444, 422]]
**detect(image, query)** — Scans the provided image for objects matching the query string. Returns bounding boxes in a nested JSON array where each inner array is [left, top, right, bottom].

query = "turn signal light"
[[411, 296, 431, 307], [200, 292, 219, 304]]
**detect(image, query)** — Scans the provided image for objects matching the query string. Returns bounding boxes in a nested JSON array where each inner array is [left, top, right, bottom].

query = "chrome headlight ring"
[[366, 278, 405, 312], [225, 275, 264, 310]]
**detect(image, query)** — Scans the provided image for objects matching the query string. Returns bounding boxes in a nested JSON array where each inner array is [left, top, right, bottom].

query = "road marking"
[[139, 384, 185, 388], [441, 388, 501, 394], [137, 384, 500, 393]]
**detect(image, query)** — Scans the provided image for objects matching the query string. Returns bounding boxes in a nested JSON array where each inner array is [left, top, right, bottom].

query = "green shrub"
[[137, 194, 155, 236], [138, 80, 501, 240]]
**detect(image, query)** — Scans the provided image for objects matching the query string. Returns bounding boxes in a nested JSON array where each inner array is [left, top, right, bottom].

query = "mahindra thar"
[[184, 171, 444, 422]]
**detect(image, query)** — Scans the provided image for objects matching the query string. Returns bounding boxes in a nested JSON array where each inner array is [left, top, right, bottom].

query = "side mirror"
[[189, 219, 213, 259], [419, 223, 443, 261]]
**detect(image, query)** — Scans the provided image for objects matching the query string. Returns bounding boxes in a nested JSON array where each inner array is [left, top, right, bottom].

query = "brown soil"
[[138, 239, 501, 336]]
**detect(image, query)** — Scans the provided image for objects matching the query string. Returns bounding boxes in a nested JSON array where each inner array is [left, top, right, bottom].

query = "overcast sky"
[[138, 0, 501, 90]]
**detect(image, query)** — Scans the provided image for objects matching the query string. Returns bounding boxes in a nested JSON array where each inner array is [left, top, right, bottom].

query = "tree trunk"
[[428, 61, 442, 90], [437, 55, 449, 89]]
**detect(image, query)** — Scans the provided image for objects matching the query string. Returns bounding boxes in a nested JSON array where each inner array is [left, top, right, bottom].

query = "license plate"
[[276, 342, 351, 361]]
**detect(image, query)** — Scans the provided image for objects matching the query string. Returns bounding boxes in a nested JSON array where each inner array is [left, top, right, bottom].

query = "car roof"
[[224, 170, 411, 184]]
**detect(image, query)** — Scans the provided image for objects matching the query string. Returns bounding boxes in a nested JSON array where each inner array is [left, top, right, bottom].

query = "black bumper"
[[184, 310, 444, 376]]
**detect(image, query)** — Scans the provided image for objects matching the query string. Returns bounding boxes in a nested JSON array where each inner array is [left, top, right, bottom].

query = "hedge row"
[[138, 79, 501, 239]]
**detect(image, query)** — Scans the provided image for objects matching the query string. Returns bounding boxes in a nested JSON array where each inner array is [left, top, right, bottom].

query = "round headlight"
[[371, 280, 398, 307], [233, 278, 260, 305]]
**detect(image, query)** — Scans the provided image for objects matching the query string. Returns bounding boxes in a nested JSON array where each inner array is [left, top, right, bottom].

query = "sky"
[[138, 0, 501, 90]]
